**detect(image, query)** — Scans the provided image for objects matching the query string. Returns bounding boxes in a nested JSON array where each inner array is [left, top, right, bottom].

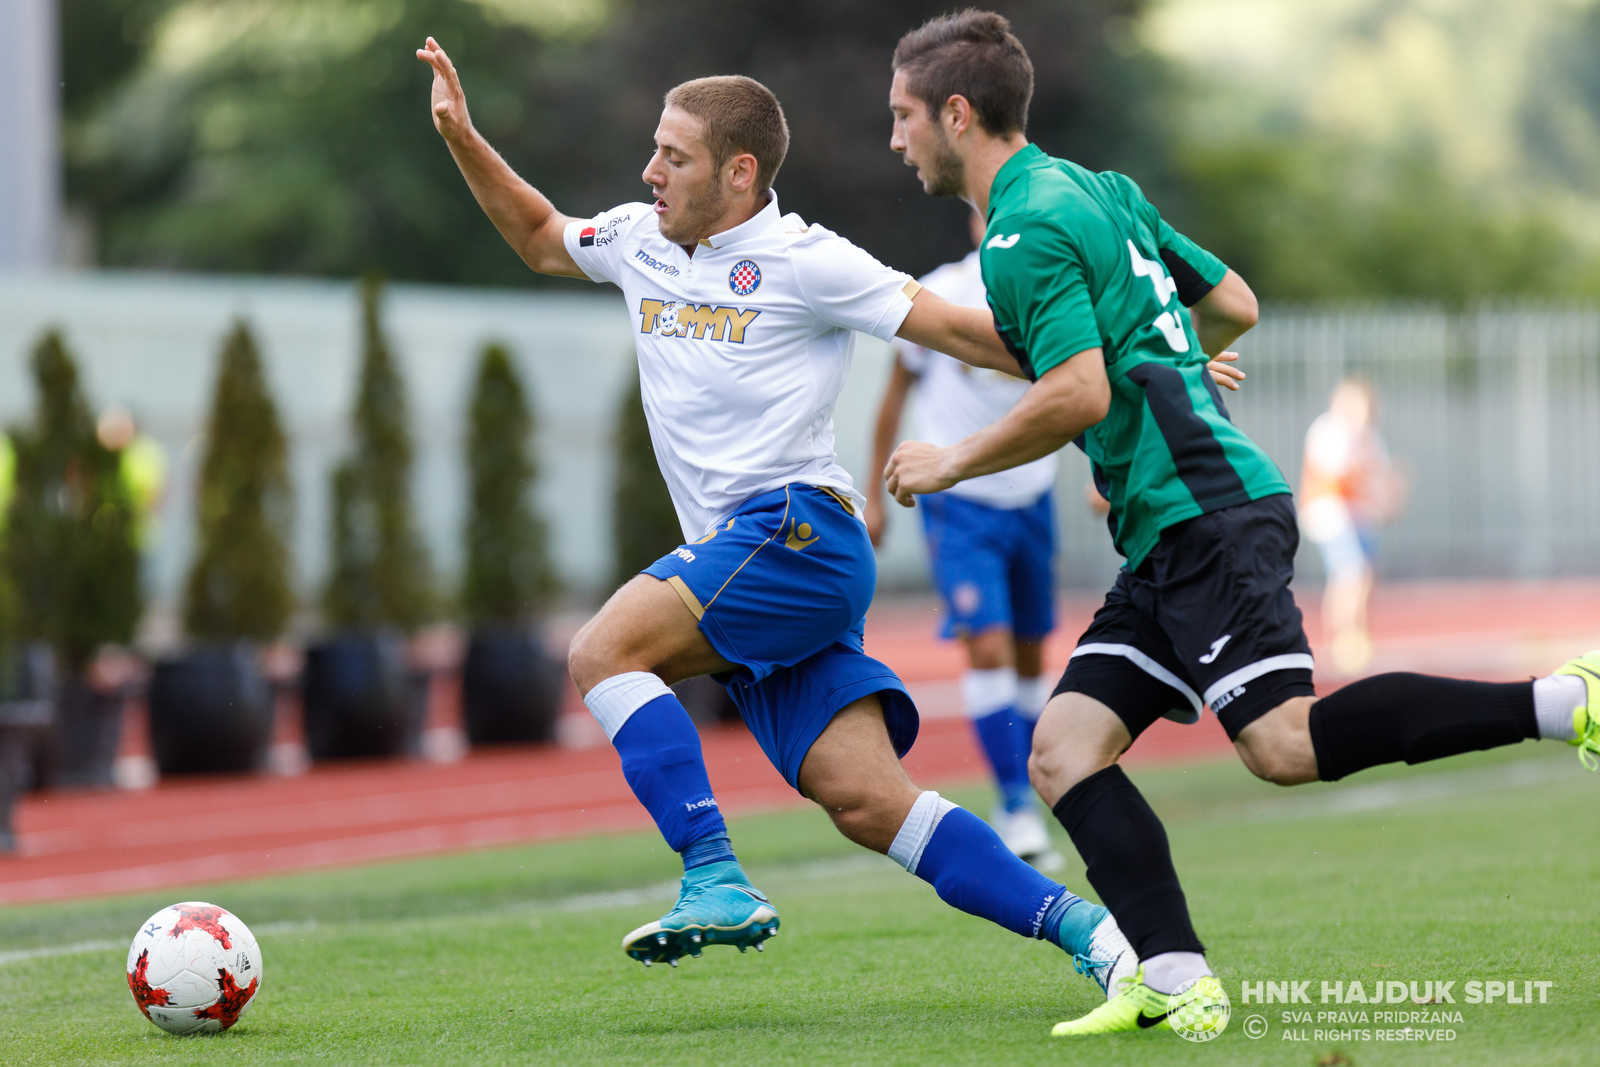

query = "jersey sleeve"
[[982, 212, 1102, 379], [790, 229, 917, 341], [561, 202, 651, 286], [1155, 219, 1228, 307]]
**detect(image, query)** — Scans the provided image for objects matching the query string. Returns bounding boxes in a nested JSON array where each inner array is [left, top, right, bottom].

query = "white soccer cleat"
[[993, 806, 1066, 872], [1076, 912, 1138, 999]]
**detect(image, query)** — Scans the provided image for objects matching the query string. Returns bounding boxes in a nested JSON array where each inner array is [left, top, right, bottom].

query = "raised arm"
[[865, 357, 918, 544], [417, 37, 586, 279], [884, 347, 1109, 507]]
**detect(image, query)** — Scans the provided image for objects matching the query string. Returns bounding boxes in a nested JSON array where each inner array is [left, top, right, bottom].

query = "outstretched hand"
[[416, 37, 471, 141], [1208, 351, 1245, 391]]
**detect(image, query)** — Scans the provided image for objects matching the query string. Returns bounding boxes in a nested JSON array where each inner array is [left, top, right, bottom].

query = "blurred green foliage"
[[59, 0, 1600, 299], [322, 279, 436, 631], [1168, 141, 1582, 303], [460, 343, 554, 624], [183, 319, 295, 641], [2, 333, 142, 670], [65, 0, 1164, 285]]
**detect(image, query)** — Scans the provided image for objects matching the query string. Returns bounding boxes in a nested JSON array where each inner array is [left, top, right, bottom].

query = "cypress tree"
[[322, 278, 434, 630], [611, 368, 682, 588], [2, 330, 141, 669], [183, 320, 294, 640], [461, 343, 553, 624]]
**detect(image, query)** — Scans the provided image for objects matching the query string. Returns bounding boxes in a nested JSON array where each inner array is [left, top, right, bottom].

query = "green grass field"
[[1, 743, 1594, 1066]]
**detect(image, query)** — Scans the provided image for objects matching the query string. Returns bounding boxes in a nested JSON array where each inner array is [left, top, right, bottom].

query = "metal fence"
[[1053, 303, 1600, 588]]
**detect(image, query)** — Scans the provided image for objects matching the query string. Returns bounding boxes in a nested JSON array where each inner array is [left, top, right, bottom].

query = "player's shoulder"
[[574, 202, 657, 250]]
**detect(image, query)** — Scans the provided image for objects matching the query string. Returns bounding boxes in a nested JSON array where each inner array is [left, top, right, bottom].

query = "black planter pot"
[[0, 644, 55, 852], [302, 633, 426, 761], [147, 646, 274, 776], [44, 673, 126, 789], [461, 627, 562, 746]]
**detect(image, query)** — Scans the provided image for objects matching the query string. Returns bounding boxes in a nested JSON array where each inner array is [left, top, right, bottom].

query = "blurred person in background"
[[0, 432, 13, 531], [97, 406, 168, 555], [866, 208, 1066, 873], [1298, 378, 1404, 674]]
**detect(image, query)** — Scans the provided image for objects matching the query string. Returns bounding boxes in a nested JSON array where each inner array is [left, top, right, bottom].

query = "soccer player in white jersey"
[[866, 209, 1065, 871], [416, 38, 1144, 996]]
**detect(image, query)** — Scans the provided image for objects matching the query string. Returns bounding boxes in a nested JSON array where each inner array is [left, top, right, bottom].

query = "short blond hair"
[[663, 76, 790, 194]]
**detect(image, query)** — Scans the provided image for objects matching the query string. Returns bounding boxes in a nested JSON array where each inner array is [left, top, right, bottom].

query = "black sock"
[[1051, 765, 1204, 959], [1309, 673, 1537, 782]]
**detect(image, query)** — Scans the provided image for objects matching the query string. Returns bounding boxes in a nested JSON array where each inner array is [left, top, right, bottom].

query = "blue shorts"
[[920, 491, 1057, 641], [644, 484, 918, 788]]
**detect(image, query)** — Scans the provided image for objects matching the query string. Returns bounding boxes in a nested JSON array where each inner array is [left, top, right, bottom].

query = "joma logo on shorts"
[[638, 298, 761, 343]]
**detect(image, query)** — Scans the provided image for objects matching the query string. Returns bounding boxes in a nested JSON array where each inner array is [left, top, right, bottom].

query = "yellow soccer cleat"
[[1050, 968, 1172, 1036], [1553, 652, 1600, 771], [1051, 969, 1231, 1039]]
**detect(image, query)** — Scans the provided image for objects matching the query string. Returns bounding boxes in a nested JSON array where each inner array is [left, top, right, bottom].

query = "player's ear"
[[942, 95, 973, 138], [727, 151, 759, 194]]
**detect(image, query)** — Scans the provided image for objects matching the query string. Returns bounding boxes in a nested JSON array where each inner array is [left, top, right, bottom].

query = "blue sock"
[[611, 693, 736, 869], [898, 797, 1100, 955], [972, 707, 1034, 812]]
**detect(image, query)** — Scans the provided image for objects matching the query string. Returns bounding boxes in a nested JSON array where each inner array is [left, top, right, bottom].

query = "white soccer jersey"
[[893, 251, 1058, 509], [564, 193, 916, 541]]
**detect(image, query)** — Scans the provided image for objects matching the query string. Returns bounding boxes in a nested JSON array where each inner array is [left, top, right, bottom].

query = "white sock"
[[1141, 951, 1212, 995], [1016, 675, 1052, 720], [1533, 674, 1583, 741], [583, 671, 672, 741], [886, 790, 957, 874], [961, 667, 1018, 718]]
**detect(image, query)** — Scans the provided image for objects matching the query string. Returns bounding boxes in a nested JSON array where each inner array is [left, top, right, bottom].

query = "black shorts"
[[1054, 493, 1315, 741]]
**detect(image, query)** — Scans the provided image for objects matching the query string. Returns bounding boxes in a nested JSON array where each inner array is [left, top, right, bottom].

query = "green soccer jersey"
[[980, 144, 1290, 568]]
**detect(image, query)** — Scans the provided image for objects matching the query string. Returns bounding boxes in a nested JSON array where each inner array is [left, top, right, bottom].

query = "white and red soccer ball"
[[126, 902, 262, 1035]]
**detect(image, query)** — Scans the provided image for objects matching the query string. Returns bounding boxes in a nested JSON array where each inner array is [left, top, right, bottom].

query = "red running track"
[[4, 579, 1597, 904]]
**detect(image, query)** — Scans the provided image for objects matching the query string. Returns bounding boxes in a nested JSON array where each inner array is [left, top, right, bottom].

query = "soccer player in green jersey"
[[881, 10, 1600, 1039]]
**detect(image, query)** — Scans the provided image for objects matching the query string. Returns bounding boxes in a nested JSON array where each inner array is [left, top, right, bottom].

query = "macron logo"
[[986, 233, 1021, 249], [684, 797, 719, 813]]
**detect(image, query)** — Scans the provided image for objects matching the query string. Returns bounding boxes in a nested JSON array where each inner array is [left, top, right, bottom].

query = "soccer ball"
[[125, 902, 263, 1035]]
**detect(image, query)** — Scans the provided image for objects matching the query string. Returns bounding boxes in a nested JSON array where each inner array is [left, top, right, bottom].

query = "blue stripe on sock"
[[681, 833, 736, 870]]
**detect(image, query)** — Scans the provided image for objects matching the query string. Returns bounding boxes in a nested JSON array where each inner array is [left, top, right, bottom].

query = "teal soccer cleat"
[[622, 860, 779, 967]]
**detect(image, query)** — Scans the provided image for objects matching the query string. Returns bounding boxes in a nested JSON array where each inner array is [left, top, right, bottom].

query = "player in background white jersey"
[[867, 210, 1067, 870], [417, 39, 1145, 996]]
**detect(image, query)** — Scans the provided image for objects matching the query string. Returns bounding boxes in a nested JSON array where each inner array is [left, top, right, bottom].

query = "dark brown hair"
[[663, 76, 790, 193], [892, 9, 1033, 136]]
